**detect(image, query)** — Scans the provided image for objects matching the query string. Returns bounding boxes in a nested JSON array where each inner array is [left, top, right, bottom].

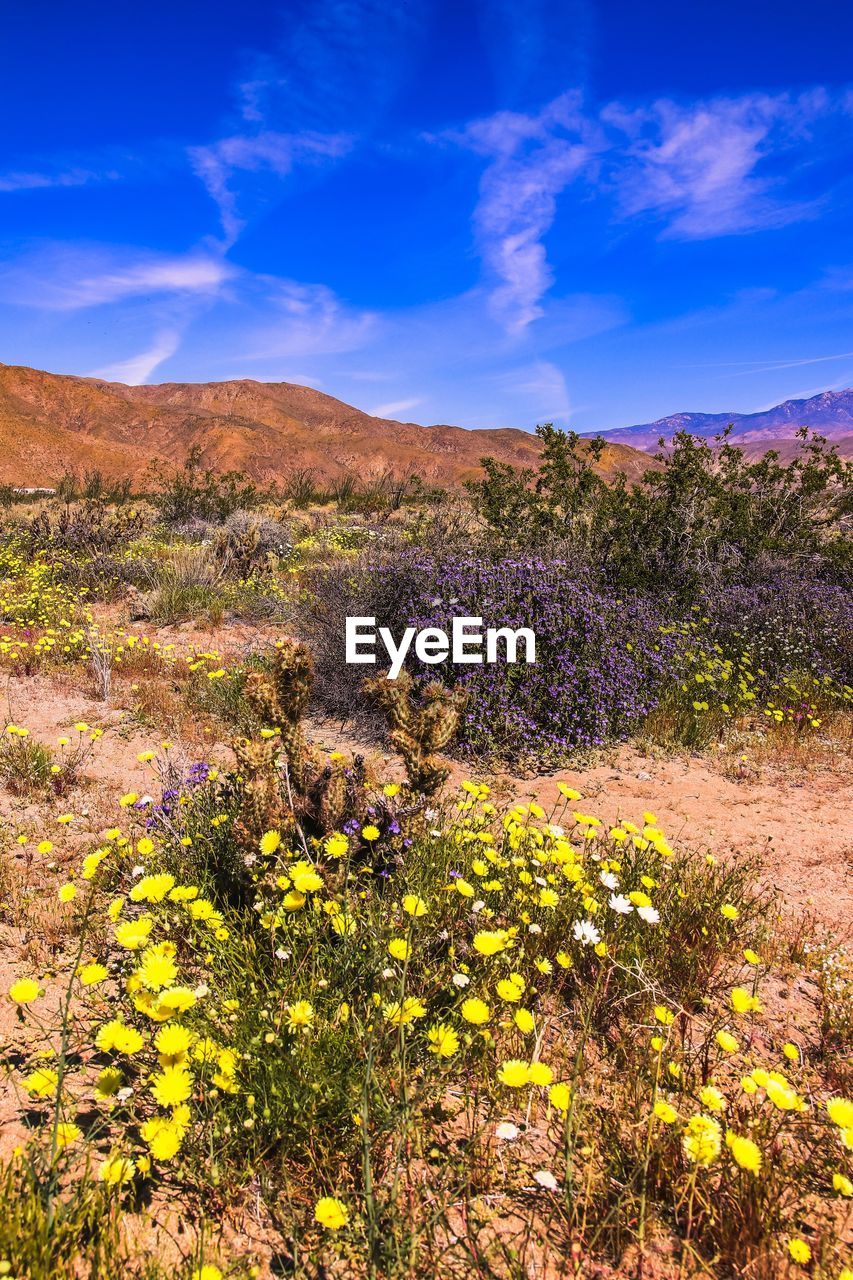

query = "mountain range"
[[585, 389, 853, 459], [0, 364, 850, 490], [0, 362, 647, 489]]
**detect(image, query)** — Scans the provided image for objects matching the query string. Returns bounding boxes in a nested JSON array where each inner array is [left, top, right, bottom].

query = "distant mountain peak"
[[585, 388, 853, 453]]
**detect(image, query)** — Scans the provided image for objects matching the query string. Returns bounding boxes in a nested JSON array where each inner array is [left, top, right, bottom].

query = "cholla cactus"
[[212, 522, 263, 579], [232, 735, 293, 849], [366, 669, 466, 797], [232, 637, 365, 849], [244, 638, 316, 792]]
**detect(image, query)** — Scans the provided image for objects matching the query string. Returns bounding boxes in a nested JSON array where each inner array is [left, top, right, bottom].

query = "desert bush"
[[404, 490, 481, 555], [53, 468, 135, 506], [121, 542, 291, 626], [700, 568, 853, 684], [311, 469, 424, 515], [149, 445, 259, 525], [179, 656, 262, 736], [54, 549, 154, 602], [169, 509, 293, 565], [323, 472, 358, 508], [0, 723, 99, 795], [24, 504, 144, 557], [7, 505, 151, 602], [642, 608, 853, 750], [0, 540, 92, 632], [299, 551, 677, 764], [0, 1071, 240, 1280], [292, 518, 388, 569], [221, 508, 292, 558], [345, 469, 424, 515], [144, 545, 226, 624], [806, 937, 853, 1092], [283, 467, 320, 507], [469, 424, 853, 592], [298, 546, 852, 766]]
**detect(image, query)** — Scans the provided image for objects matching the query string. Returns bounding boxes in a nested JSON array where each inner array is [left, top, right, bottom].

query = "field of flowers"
[[0, 458, 850, 1278]]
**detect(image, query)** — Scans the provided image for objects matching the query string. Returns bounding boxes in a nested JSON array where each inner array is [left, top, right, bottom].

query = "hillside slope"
[[0, 363, 648, 488]]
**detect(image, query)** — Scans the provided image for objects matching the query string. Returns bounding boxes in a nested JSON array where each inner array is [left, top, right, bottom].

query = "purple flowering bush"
[[300, 552, 853, 766], [304, 552, 679, 765]]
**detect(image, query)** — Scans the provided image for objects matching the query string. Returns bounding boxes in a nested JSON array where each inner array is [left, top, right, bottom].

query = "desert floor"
[[1, 616, 850, 1275]]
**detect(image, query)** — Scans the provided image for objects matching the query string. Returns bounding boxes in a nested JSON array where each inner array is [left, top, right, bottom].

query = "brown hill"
[[0, 363, 649, 489]]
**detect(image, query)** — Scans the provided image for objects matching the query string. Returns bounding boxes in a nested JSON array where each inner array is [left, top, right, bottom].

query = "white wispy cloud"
[[451, 93, 598, 334], [446, 85, 852, 332], [0, 245, 232, 310], [725, 350, 853, 376], [237, 278, 378, 359], [749, 374, 853, 410], [190, 0, 427, 245], [368, 397, 423, 419], [189, 130, 352, 245], [0, 166, 117, 194], [91, 330, 181, 384], [253, 0, 426, 135], [603, 90, 833, 239], [499, 360, 572, 423]]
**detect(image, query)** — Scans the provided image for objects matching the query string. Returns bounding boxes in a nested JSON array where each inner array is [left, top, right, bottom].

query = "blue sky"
[[1, 0, 852, 433]]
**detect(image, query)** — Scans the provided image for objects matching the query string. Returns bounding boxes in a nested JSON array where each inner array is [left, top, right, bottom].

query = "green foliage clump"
[[468, 423, 852, 591], [150, 445, 259, 524]]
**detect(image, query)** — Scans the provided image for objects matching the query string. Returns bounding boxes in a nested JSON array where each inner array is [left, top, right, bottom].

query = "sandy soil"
[[1, 668, 850, 934], [313, 716, 853, 936]]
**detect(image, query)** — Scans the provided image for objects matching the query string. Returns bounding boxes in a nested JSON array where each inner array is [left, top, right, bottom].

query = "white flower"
[[472, 900, 486, 913], [274, 948, 291, 961], [547, 824, 565, 838], [381, 968, 395, 980], [495, 1122, 519, 1141], [193, 983, 210, 998], [637, 905, 660, 925], [609, 894, 633, 914], [533, 1169, 559, 1190], [600, 871, 618, 890], [527, 923, 542, 935], [131, 865, 145, 878], [117, 1087, 134, 1102], [452, 973, 470, 988], [573, 919, 601, 947]]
